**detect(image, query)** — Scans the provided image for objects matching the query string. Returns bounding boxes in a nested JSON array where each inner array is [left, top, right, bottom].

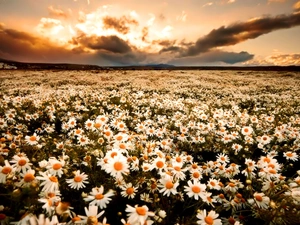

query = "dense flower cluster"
[[0, 70, 300, 224]]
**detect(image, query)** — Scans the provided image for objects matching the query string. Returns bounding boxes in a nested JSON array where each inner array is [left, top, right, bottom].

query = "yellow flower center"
[[126, 187, 134, 195], [49, 176, 58, 183], [192, 171, 200, 179], [156, 161, 164, 168], [255, 195, 263, 202], [119, 143, 126, 149], [72, 216, 81, 222], [229, 182, 235, 187], [1, 166, 12, 174], [192, 185, 201, 193], [204, 216, 214, 225], [53, 163, 62, 170], [24, 173, 35, 183], [111, 152, 117, 158], [18, 159, 27, 166], [165, 181, 174, 189], [74, 176, 82, 182], [94, 123, 101, 129], [29, 136, 36, 142], [136, 207, 146, 216], [95, 194, 104, 200], [114, 162, 123, 171]]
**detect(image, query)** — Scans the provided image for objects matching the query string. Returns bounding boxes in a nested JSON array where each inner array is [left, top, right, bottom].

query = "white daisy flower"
[[158, 177, 179, 197], [66, 170, 89, 190], [196, 209, 222, 225], [84, 186, 114, 209], [36, 171, 60, 193], [184, 180, 207, 200], [120, 182, 138, 199], [248, 192, 270, 209], [0, 160, 14, 184], [125, 204, 155, 225], [104, 154, 130, 178], [10, 154, 32, 173]]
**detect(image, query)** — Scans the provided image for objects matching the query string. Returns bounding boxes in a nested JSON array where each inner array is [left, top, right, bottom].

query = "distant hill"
[[0, 58, 299, 71], [0, 58, 101, 70]]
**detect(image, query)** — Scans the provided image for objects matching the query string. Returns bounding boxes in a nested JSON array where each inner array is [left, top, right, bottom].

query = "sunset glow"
[[0, 0, 300, 66]]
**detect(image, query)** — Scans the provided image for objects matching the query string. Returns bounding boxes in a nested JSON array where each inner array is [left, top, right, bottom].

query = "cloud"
[[158, 14, 166, 21], [224, 0, 235, 4], [147, 14, 156, 26], [176, 11, 187, 22], [0, 26, 81, 63], [153, 39, 176, 47], [48, 6, 68, 18], [268, 0, 286, 3], [36, 18, 64, 35], [244, 53, 300, 66], [202, 2, 213, 7], [141, 27, 149, 42], [72, 34, 132, 53], [294, 1, 300, 11], [102, 15, 138, 34], [268, 53, 300, 65], [0, 25, 134, 65], [168, 51, 254, 65], [180, 12, 300, 57]]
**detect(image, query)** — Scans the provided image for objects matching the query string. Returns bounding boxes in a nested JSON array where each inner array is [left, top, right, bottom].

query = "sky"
[[0, 0, 300, 66]]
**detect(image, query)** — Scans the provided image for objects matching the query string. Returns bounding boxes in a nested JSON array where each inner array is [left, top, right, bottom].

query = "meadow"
[[0, 69, 300, 225]]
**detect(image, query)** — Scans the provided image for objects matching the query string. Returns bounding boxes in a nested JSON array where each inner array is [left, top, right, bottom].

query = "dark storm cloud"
[[102, 15, 138, 34], [98, 51, 147, 66], [159, 46, 181, 53], [180, 12, 300, 57], [169, 51, 254, 65], [73, 34, 132, 54], [0, 26, 84, 63], [0, 25, 136, 65], [153, 39, 176, 47]]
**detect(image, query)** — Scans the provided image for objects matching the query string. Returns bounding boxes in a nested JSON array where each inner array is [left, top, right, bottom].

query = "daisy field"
[[0, 69, 300, 225]]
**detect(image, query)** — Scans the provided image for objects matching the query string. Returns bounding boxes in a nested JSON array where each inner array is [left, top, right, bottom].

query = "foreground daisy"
[[120, 182, 138, 199], [25, 133, 40, 145], [0, 160, 14, 184], [46, 157, 65, 178], [248, 192, 270, 209], [125, 204, 155, 225], [10, 154, 32, 173], [197, 209, 222, 225], [36, 171, 59, 193], [184, 180, 207, 200], [104, 154, 130, 178], [158, 177, 179, 197], [66, 170, 89, 190], [84, 186, 115, 209]]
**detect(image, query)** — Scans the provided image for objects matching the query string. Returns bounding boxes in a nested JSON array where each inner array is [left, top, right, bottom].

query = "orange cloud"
[[294, 1, 300, 11], [102, 15, 139, 34], [48, 6, 68, 19]]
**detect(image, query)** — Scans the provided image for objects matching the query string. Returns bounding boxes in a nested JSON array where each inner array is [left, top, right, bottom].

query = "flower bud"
[[11, 189, 22, 199]]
